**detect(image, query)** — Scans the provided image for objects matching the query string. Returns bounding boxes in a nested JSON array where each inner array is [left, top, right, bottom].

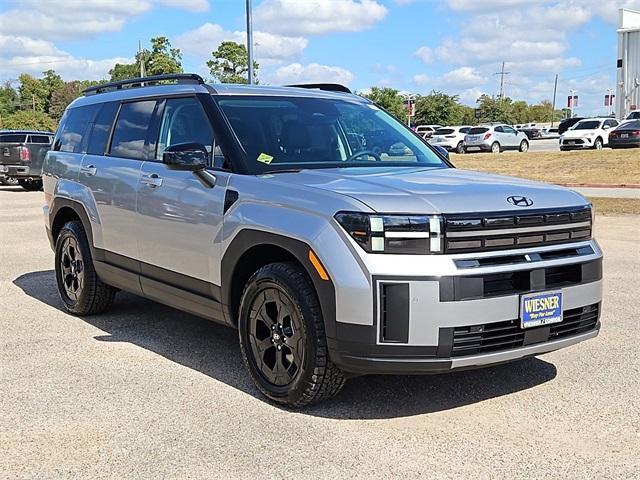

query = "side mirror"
[[433, 144, 449, 159], [603, 124, 611, 130], [163, 142, 208, 171]]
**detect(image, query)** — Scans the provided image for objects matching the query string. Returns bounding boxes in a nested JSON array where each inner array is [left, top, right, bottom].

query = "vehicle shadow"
[[14, 270, 558, 419]]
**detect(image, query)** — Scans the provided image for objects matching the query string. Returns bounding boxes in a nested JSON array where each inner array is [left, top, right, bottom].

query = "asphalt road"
[[1, 187, 639, 479], [528, 138, 560, 152]]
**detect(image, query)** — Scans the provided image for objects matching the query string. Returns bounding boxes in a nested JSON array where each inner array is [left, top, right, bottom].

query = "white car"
[[559, 118, 619, 151], [415, 125, 442, 139], [429, 126, 471, 154], [464, 124, 530, 153], [626, 110, 640, 120]]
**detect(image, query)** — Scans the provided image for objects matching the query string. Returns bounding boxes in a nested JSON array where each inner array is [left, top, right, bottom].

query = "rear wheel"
[[455, 141, 465, 154], [238, 262, 345, 407], [18, 178, 42, 191], [593, 137, 603, 150], [491, 142, 501, 154], [54, 221, 116, 315], [519, 139, 529, 152]]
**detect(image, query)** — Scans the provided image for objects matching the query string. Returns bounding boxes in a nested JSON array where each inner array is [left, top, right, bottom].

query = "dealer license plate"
[[621, 133, 629, 138], [520, 291, 563, 329]]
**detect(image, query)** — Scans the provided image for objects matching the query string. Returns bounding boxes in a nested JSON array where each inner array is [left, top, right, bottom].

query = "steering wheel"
[[346, 149, 383, 162]]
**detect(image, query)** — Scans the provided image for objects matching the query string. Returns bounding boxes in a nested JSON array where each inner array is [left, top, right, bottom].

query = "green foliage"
[[18, 73, 48, 112], [0, 81, 19, 117], [49, 81, 83, 119], [207, 41, 259, 84], [109, 36, 183, 81], [414, 90, 465, 126], [0, 110, 57, 132], [360, 87, 408, 123]]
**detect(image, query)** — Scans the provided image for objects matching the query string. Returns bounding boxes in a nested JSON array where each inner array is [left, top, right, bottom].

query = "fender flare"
[[221, 229, 337, 339], [48, 197, 95, 254]]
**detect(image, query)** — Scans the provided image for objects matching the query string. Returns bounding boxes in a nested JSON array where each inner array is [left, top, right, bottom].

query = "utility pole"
[[139, 40, 146, 78], [246, 0, 255, 85], [494, 61, 510, 100], [551, 73, 558, 127]]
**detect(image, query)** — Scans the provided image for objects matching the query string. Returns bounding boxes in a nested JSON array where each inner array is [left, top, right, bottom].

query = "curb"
[[558, 182, 640, 189]]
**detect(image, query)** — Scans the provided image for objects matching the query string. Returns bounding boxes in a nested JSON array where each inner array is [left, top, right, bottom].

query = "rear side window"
[[459, 127, 470, 133], [469, 127, 489, 134], [29, 135, 52, 144], [0, 134, 27, 143], [434, 129, 454, 135], [109, 100, 156, 160], [55, 105, 98, 153], [87, 102, 119, 155]]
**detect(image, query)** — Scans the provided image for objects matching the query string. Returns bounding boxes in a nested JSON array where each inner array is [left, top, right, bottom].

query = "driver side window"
[[156, 97, 215, 166]]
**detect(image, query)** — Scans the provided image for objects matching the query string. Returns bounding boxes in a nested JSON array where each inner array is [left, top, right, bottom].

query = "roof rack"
[[83, 73, 206, 96], [285, 83, 352, 94]]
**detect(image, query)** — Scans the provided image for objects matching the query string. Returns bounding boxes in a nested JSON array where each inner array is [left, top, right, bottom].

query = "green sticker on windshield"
[[257, 152, 273, 164]]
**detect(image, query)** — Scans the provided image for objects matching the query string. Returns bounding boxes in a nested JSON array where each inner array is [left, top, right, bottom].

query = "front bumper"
[[560, 138, 592, 149]]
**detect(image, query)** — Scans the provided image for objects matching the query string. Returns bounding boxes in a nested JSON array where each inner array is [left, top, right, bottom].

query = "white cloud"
[[0, 0, 209, 41], [414, 46, 433, 64], [174, 23, 308, 63], [254, 0, 387, 35], [272, 63, 355, 85], [436, 67, 486, 88], [447, 0, 542, 11], [412, 74, 429, 85]]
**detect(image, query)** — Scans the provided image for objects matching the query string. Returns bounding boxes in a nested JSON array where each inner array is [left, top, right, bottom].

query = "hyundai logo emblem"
[[507, 195, 534, 207]]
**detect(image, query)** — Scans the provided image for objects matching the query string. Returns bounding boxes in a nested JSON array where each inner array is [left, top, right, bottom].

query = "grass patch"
[[588, 197, 640, 215], [451, 148, 640, 185]]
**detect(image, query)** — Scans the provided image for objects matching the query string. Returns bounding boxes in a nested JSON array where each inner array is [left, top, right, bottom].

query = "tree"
[[476, 94, 516, 124], [0, 110, 57, 132], [109, 36, 183, 81], [207, 41, 258, 84], [414, 91, 463, 126], [18, 73, 48, 112], [360, 87, 407, 123], [0, 81, 19, 117], [49, 81, 83, 119]]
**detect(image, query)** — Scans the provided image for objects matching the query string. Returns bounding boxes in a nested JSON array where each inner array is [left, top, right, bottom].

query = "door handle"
[[80, 165, 97, 176], [141, 173, 163, 188]]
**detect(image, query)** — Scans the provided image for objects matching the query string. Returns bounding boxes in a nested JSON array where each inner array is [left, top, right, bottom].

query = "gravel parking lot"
[[1, 187, 639, 479]]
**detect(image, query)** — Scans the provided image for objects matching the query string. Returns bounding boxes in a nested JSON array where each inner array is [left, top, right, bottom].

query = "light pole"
[[569, 89, 577, 118], [246, 0, 254, 85], [401, 93, 416, 128]]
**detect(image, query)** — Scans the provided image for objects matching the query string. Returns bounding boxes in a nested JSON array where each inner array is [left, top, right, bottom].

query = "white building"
[[616, 8, 640, 119]]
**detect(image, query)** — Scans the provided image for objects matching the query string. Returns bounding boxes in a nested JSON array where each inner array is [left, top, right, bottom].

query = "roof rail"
[[285, 83, 352, 94], [83, 73, 206, 96]]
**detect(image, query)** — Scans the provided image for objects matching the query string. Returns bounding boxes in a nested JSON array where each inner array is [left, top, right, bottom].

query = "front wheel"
[[491, 142, 501, 154], [18, 178, 43, 191], [593, 137, 603, 150], [519, 139, 529, 152], [238, 262, 345, 407]]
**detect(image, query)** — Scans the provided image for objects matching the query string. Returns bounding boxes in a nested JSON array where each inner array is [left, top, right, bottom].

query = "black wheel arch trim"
[[48, 197, 96, 252], [221, 229, 338, 338]]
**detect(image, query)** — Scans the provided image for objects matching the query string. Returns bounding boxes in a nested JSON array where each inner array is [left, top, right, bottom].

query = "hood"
[[562, 129, 597, 139], [265, 167, 587, 214]]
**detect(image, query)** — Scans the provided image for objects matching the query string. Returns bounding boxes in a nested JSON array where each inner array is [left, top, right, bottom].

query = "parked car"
[[559, 118, 618, 151], [520, 126, 543, 139], [464, 124, 530, 153], [43, 73, 602, 406], [429, 126, 471, 154], [558, 117, 585, 135], [625, 110, 640, 120], [0, 130, 54, 190], [415, 125, 442, 139], [539, 127, 560, 139], [607, 119, 640, 148]]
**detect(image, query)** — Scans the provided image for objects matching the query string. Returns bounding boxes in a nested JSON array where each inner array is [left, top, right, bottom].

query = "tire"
[[18, 178, 43, 191], [593, 137, 603, 150], [491, 142, 501, 154], [54, 220, 116, 315], [455, 141, 465, 154], [519, 139, 529, 152], [238, 262, 346, 407]]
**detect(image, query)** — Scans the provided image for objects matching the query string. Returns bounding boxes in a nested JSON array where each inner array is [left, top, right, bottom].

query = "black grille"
[[450, 303, 599, 357], [444, 206, 592, 253]]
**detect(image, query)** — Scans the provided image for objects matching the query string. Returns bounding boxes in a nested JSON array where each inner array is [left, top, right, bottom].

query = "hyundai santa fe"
[[42, 74, 603, 406]]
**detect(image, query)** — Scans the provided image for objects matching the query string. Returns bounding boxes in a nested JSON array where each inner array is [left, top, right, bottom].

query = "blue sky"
[[1, 0, 639, 115]]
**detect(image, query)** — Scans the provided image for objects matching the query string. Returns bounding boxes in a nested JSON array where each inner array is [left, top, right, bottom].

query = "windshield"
[[627, 111, 640, 120], [573, 120, 601, 130], [620, 120, 640, 129], [217, 96, 447, 173]]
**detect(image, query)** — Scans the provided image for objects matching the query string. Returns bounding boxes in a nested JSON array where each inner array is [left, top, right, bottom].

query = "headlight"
[[334, 212, 443, 254]]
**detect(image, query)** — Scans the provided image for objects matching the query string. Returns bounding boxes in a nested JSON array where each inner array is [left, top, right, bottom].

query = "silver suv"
[[43, 74, 603, 406], [464, 124, 529, 153]]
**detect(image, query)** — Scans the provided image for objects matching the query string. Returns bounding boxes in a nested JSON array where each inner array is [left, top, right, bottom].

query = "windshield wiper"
[[261, 168, 304, 174]]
